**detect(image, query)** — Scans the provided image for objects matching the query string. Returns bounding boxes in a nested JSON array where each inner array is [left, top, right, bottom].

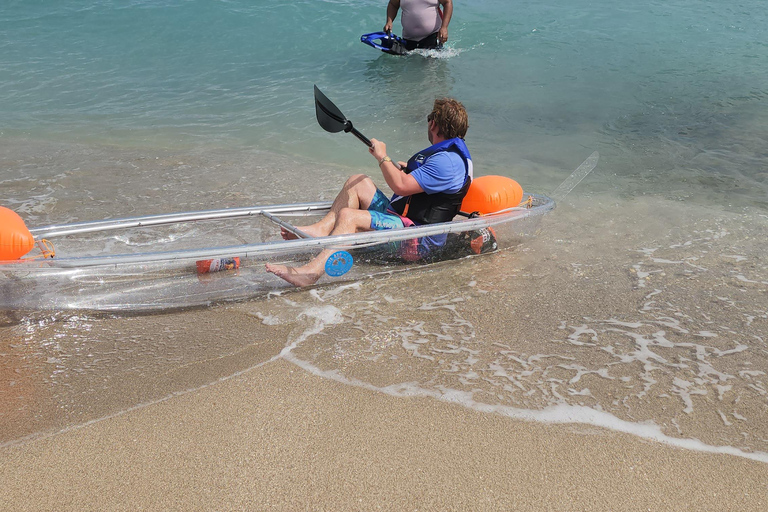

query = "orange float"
[[0, 207, 35, 260], [461, 175, 524, 215]]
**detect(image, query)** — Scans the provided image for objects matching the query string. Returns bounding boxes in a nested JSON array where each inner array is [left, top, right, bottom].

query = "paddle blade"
[[314, 85, 348, 134]]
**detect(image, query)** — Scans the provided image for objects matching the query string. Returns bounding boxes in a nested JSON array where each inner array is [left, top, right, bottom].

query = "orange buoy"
[[461, 175, 524, 215], [0, 207, 35, 260]]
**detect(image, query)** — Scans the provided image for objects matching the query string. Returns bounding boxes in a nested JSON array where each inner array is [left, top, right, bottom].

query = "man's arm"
[[369, 138, 424, 196], [379, 160, 424, 196], [384, 0, 401, 33], [438, 0, 453, 44]]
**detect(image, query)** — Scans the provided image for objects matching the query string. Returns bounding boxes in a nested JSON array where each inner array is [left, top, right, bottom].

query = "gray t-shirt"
[[401, 0, 441, 40]]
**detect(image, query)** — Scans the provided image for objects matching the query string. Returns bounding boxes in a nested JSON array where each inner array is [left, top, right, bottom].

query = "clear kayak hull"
[[0, 195, 554, 311]]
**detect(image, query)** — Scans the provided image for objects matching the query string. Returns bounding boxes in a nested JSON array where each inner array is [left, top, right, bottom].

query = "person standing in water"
[[384, 0, 453, 51], [266, 98, 472, 287]]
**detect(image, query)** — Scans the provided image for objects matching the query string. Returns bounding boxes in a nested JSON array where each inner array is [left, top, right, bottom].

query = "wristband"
[[378, 156, 392, 166]]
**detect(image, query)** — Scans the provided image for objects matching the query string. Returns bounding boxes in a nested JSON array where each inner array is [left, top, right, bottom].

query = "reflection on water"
[[0, 320, 50, 441]]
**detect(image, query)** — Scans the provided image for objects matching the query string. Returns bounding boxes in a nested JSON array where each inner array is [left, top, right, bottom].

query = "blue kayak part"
[[360, 31, 408, 56], [325, 250, 354, 276]]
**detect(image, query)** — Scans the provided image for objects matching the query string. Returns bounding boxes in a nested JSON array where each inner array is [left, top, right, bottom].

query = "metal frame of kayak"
[[29, 201, 331, 239], [14, 194, 554, 269]]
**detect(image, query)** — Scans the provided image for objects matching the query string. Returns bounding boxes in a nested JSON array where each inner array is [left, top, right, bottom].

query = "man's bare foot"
[[279, 224, 326, 240], [265, 263, 322, 287]]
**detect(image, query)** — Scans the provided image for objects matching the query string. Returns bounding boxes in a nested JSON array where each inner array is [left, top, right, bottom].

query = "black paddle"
[[314, 85, 373, 147], [314, 85, 405, 171]]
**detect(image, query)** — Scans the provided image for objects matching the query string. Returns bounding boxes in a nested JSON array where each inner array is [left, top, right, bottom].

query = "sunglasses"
[[427, 112, 435, 122]]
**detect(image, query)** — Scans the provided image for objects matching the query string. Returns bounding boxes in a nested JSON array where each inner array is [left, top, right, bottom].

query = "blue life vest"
[[390, 138, 473, 225]]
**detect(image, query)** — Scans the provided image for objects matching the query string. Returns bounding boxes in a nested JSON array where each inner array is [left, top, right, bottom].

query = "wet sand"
[[1, 358, 766, 511]]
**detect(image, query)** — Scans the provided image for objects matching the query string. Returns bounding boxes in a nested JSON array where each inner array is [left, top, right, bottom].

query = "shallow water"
[[1, 0, 768, 462]]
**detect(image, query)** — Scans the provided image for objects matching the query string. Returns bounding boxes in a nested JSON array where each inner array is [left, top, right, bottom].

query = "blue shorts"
[[368, 189, 405, 230], [366, 189, 430, 260]]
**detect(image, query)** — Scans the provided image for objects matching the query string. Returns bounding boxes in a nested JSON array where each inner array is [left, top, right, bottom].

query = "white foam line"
[[7, 314, 768, 466], [735, 274, 768, 285], [282, 353, 768, 465]]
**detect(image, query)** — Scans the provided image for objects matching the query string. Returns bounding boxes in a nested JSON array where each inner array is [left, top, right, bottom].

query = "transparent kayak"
[[0, 194, 554, 311]]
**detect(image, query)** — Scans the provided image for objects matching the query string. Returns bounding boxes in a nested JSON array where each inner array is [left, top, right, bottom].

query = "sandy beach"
[[1, 358, 766, 511], [2, 190, 767, 511], [3, 1, 768, 509]]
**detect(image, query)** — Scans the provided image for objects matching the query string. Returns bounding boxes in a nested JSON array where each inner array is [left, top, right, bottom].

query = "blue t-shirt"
[[409, 151, 468, 195]]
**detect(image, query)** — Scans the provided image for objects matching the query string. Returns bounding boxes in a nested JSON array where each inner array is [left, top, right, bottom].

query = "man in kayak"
[[266, 97, 472, 287], [384, 0, 453, 51]]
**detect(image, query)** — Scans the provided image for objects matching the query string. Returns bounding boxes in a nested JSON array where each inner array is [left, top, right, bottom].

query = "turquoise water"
[[2, 0, 767, 206], [2, 1, 768, 464]]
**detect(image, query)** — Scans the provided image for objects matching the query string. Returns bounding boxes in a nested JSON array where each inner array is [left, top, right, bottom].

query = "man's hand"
[[438, 27, 448, 44], [369, 138, 388, 162]]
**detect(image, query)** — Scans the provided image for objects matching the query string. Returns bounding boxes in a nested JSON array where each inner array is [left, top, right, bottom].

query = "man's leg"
[[280, 174, 378, 239], [266, 207, 375, 287]]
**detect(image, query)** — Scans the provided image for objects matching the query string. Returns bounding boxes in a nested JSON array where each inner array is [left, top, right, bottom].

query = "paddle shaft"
[[348, 125, 404, 169], [346, 124, 372, 147], [314, 85, 402, 168]]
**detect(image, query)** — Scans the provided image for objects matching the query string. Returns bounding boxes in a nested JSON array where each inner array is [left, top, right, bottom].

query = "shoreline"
[[1, 359, 766, 511], [2, 193, 767, 463]]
